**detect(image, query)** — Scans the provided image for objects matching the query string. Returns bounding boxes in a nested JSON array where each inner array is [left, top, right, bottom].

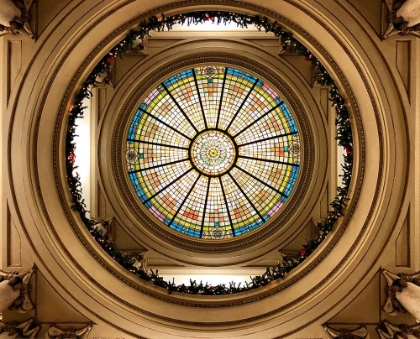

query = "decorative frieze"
[[377, 320, 420, 338], [46, 325, 92, 339], [324, 325, 369, 339], [0, 318, 40, 338]]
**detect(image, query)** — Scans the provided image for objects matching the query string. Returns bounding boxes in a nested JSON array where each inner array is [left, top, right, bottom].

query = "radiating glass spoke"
[[238, 155, 299, 167], [168, 174, 201, 226], [237, 131, 298, 147], [234, 165, 288, 198], [200, 177, 211, 238], [129, 159, 189, 172], [228, 172, 263, 221], [216, 67, 228, 129], [161, 83, 199, 134], [235, 100, 297, 146], [219, 176, 235, 236], [225, 78, 259, 131], [138, 106, 192, 141], [144, 167, 193, 203], [232, 102, 282, 138], [127, 139, 189, 150], [193, 69, 208, 129]]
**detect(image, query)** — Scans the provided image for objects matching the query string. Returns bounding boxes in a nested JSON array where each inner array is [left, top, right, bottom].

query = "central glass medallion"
[[191, 131, 236, 176], [126, 65, 301, 240]]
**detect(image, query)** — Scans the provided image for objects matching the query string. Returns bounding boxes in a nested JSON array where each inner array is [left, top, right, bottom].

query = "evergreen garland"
[[65, 11, 353, 295]]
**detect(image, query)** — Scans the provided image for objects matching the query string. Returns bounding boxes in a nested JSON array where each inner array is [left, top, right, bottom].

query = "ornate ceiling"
[[1, 0, 419, 338]]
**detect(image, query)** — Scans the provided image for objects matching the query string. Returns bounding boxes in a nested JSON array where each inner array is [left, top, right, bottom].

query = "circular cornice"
[[28, 0, 360, 315], [112, 54, 316, 254], [40, 0, 364, 317]]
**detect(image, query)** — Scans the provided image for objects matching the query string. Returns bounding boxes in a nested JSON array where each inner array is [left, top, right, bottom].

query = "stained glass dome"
[[126, 66, 301, 240]]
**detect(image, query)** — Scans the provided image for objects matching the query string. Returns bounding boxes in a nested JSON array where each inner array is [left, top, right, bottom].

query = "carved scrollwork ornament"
[[45, 325, 92, 339], [377, 320, 420, 339], [382, 269, 420, 321], [0, 318, 41, 339], [383, 0, 420, 39], [324, 325, 370, 339], [0, 268, 34, 313], [0, 0, 35, 38]]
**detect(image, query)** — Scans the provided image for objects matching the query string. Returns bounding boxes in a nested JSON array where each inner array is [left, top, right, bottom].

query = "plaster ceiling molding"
[[0, 318, 40, 339], [45, 325, 92, 339], [0, 268, 34, 313], [382, 269, 420, 321], [383, 0, 420, 39], [0, 0, 35, 38], [377, 320, 420, 339], [324, 325, 370, 339]]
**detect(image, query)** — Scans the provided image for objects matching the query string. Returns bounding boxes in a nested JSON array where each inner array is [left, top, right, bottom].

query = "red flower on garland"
[[105, 57, 111, 63], [205, 13, 214, 22], [67, 153, 76, 164], [299, 248, 306, 256]]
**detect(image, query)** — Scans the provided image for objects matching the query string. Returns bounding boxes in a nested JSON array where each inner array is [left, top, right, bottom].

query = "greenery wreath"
[[65, 11, 353, 295]]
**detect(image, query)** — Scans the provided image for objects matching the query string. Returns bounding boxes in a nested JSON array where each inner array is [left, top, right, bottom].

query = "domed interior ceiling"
[[126, 65, 300, 240], [68, 10, 338, 283], [2, 0, 415, 338]]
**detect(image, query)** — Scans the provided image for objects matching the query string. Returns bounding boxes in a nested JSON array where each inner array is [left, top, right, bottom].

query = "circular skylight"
[[126, 66, 301, 240]]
